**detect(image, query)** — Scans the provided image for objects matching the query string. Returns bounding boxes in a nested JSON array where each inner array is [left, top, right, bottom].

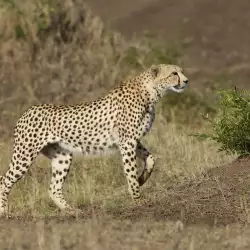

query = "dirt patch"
[[108, 157, 250, 226]]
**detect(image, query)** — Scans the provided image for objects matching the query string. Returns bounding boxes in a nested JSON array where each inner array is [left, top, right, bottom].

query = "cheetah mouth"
[[173, 84, 185, 91], [174, 85, 185, 90], [171, 84, 186, 93]]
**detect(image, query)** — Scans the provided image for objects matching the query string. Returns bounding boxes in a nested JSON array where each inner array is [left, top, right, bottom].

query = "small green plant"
[[14, 24, 26, 39], [193, 88, 250, 156]]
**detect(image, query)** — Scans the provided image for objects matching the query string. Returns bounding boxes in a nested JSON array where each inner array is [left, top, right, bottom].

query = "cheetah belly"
[[58, 130, 119, 157], [58, 142, 83, 155]]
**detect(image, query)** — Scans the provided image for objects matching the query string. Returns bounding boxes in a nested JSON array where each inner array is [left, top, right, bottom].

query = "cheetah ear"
[[150, 65, 160, 78]]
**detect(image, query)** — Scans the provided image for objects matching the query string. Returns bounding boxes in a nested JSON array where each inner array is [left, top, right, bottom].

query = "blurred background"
[[87, 0, 250, 87]]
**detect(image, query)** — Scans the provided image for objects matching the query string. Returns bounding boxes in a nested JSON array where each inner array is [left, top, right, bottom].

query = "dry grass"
[[0, 118, 235, 249]]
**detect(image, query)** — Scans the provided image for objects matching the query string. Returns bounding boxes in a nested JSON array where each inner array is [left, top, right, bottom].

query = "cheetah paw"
[[133, 197, 150, 206], [61, 207, 83, 217]]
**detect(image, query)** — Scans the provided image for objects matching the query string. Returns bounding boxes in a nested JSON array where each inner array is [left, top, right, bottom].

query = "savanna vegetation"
[[0, 0, 249, 249]]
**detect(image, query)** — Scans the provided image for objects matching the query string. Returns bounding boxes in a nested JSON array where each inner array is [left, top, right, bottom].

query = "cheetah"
[[0, 64, 188, 216]]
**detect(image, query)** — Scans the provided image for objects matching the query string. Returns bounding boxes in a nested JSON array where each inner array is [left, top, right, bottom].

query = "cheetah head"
[[150, 64, 188, 94]]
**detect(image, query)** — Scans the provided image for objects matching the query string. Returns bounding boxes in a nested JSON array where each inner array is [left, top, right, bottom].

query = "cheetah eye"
[[172, 72, 178, 75]]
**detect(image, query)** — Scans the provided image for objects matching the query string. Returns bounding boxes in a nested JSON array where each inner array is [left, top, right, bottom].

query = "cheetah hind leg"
[[0, 175, 7, 216], [0, 146, 40, 217], [41, 143, 81, 214]]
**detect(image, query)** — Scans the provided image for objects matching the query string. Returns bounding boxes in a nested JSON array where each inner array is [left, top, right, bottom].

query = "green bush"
[[193, 89, 250, 156]]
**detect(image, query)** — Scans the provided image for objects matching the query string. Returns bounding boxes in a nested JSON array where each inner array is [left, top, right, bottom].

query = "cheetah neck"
[[139, 72, 164, 105]]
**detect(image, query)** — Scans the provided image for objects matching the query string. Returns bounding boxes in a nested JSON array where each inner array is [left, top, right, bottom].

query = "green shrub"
[[193, 89, 250, 156]]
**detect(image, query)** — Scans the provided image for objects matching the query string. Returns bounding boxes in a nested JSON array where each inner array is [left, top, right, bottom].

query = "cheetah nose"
[[183, 79, 188, 85]]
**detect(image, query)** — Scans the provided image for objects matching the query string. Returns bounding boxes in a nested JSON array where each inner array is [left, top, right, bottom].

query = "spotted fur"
[[0, 64, 188, 215]]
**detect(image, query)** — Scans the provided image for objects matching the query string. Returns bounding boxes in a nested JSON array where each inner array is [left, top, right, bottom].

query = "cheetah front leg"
[[119, 141, 141, 199], [0, 143, 40, 217], [136, 141, 155, 186]]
